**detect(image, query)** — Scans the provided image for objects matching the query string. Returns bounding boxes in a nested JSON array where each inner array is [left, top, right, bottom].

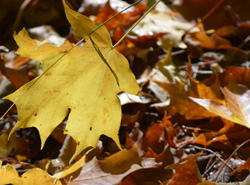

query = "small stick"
[[213, 139, 250, 182], [190, 145, 234, 171]]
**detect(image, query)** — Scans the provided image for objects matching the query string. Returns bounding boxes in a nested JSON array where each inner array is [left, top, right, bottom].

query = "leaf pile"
[[1, 0, 250, 184]]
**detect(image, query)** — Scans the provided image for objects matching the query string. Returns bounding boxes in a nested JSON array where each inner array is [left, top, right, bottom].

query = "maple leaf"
[[4, 0, 140, 160], [54, 144, 160, 184], [190, 79, 250, 128], [151, 80, 216, 119], [0, 161, 61, 185]]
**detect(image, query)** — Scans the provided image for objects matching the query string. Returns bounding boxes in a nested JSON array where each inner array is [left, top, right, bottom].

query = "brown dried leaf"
[[166, 153, 202, 185]]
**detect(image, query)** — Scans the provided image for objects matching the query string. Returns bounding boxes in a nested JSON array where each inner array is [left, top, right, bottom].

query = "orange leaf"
[[152, 80, 216, 119], [0, 58, 30, 88], [95, 1, 146, 32], [218, 66, 250, 88], [166, 153, 202, 185], [142, 123, 165, 154], [185, 30, 243, 52]]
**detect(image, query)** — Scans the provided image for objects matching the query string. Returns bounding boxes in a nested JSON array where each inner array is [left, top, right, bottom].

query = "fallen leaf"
[[0, 57, 30, 88], [99, 144, 142, 174], [205, 134, 231, 148], [95, 2, 167, 56], [116, 33, 167, 55], [189, 76, 223, 103], [53, 154, 86, 179], [66, 144, 161, 185], [0, 161, 61, 185], [189, 97, 237, 123], [0, 134, 15, 157], [195, 132, 217, 146], [166, 153, 202, 185], [12, 56, 31, 69], [95, 1, 146, 32], [186, 31, 243, 51], [131, 10, 196, 49], [152, 80, 216, 119], [190, 80, 250, 128], [218, 67, 250, 89], [4, 0, 140, 161]]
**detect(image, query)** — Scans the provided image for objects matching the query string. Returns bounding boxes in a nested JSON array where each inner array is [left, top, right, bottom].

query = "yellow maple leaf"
[[0, 161, 61, 185], [4, 0, 140, 160]]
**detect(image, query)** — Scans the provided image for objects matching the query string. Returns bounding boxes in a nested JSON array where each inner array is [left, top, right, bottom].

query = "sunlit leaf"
[[0, 161, 61, 185], [4, 0, 140, 161]]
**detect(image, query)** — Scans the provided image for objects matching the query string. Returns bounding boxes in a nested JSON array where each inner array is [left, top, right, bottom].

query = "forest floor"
[[1, 0, 250, 184]]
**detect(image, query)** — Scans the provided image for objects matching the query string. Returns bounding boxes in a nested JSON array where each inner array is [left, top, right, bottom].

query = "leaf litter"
[[1, 0, 250, 184]]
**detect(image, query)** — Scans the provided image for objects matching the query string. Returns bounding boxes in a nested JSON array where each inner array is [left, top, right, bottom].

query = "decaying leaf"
[[4, 0, 140, 161]]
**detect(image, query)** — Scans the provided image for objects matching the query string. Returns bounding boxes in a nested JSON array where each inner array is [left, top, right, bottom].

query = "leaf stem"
[[113, 0, 162, 48]]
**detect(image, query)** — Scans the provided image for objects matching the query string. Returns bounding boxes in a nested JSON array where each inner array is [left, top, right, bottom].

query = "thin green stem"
[[113, 0, 161, 48]]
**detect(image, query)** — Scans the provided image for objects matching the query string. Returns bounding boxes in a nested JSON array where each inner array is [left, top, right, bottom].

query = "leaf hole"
[[34, 113, 37, 116], [90, 127, 92, 131]]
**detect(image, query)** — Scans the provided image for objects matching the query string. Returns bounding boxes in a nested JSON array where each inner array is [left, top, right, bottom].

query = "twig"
[[189, 145, 234, 171], [213, 139, 250, 182]]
